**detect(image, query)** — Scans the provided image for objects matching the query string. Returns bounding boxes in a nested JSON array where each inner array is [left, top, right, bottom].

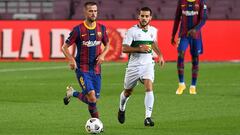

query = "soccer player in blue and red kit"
[[62, 2, 109, 118], [171, 0, 207, 95]]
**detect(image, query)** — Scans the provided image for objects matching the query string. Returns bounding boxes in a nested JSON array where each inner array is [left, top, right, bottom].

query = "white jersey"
[[123, 24, 158, 67]]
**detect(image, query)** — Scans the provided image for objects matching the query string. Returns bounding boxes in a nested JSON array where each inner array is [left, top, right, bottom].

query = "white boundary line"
[[0, 63, 125, 73], [0, 66, 67, 72]]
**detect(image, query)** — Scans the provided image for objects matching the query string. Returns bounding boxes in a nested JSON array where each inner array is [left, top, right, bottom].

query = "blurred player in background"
[[171, 0, 207, 95], [118, 7, 165, 127], [62, 2, 109, 118]]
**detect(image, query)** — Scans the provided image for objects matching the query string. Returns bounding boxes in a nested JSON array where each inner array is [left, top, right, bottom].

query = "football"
[[85, 118, 103, 134]]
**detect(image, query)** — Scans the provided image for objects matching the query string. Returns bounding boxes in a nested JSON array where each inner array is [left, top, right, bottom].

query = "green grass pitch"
[[0, 62, 240, 135]]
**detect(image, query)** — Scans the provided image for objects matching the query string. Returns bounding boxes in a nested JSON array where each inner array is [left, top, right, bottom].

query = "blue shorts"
[[178, 37, 203, 56], [75, 69, 101, 98]]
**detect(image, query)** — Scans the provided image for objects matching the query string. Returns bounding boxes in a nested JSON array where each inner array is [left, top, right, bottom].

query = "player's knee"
[[192, 56, 199, 61], [87, 90, 97, 102], [178, 51, 185, 58], [192, 56, 199, 64], [124, 89, 133, 97]]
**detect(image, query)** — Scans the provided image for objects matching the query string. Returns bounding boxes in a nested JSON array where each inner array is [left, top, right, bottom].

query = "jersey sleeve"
[[195, 0, 207, 30], [65, 26, 78, 46], [122, 28, 133, 46], [101, 25, 109, 46], [154, 28, 158, 42], [171, 0, 182, 38]]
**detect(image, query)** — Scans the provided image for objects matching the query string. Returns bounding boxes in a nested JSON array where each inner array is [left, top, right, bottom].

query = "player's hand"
[[139, 45, 150, 53], [68, 59, 77, 70], [187, 29, 197, 37], [171, 37, 178, 48], [96, 54, 105, 65], [171, 37, 176, 45], [171, 37, 180, 48], [158, 55, 165, 68]]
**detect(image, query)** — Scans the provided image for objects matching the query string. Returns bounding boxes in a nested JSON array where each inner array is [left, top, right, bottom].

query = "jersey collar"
[[137, 24, 149, 32], [84, 21, 96, 30]]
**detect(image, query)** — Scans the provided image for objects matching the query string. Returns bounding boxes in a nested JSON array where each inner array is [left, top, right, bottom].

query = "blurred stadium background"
[[0, 0, 240, 135], [0, 0, 239, 62], [0, 0, 240, 20]]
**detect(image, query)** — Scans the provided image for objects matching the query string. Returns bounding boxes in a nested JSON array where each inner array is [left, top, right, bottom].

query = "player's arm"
[[96, 26, 110, 65], [122, 44, 150, 53], [194, 0, 207, 31], [62, 43, 77, 70], [188, 0, 207, 37], [171, 0, 182, 46], [62, 27, 78, 70], [96, 42, 110, 65], [152, 41, 165, 68]]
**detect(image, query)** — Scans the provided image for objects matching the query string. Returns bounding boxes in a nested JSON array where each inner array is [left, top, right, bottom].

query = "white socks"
[[145, 91, 154, 118], [119, 90, 154, 118], [119, 91, 129, 111]]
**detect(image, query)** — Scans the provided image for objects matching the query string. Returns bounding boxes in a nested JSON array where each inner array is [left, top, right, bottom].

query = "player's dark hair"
[[84, 1, 97, 8], [139, 7, 152, 16]]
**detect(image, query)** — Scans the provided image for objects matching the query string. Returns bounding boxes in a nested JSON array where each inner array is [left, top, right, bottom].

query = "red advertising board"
[[0, 20, 239, 61]]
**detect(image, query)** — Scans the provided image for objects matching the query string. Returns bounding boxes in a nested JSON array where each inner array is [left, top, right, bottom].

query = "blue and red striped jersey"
[[172, 0, 207, 39], [65, 21, 109, 74]]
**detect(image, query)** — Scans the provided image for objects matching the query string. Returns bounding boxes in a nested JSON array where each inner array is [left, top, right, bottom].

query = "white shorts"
[[124, 63, 154, 89]]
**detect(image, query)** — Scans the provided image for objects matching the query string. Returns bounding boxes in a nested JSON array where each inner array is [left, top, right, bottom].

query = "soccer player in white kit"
[[118, 7, 165, 126]]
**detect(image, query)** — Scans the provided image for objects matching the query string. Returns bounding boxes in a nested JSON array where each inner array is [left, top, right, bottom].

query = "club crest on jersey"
[[82, 40, 101, 47], [195, 4, 199, 7], [97, 32, 102, 37]]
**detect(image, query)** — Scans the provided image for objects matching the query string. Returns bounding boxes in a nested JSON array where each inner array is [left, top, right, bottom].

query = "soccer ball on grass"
[[85, 118, 103, 134]]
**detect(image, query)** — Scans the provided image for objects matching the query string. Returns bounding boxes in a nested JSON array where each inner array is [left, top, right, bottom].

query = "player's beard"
[[139, 20, 150, 28], [87, 17, 96, 23]]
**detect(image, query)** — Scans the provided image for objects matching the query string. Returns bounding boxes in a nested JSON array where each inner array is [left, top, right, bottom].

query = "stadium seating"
[[0, 0, 239, 20]]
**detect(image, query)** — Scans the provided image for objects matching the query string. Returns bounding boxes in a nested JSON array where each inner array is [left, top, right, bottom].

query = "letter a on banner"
[[20, 29, 43, 58]]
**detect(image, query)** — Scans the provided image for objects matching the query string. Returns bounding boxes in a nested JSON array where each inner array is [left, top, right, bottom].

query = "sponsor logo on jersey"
[[182, 10, 199, 16], [82, 40, 101, 47]]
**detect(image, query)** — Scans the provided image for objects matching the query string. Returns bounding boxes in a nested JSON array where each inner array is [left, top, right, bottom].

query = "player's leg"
[[63, 85, 75, 105], [63, 70, 89, 105], [74, 70, 90, 104], [118, 88, 133, 124], [189, 38, 203, 94], [141, 64, 154, 126], [85, 73, 102, 118], [86, 90, 99, 118], [118, 67, 139, 124], [119, 88, 133, 112], [189, 55, 198, 94], [176, 38, 188, 94], [143, 79, 154, 126]]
